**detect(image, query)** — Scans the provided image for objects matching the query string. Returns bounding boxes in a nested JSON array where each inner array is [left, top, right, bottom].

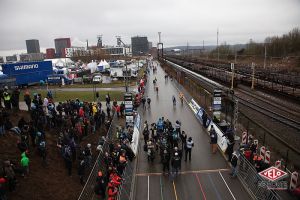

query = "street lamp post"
[[117, 36, 128, 92]]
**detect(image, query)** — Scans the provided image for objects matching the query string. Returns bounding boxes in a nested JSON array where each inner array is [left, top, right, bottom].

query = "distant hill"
[[164, 44, 246, 52]]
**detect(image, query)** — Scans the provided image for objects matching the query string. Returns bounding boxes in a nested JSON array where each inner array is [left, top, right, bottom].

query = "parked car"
[[92, 75, 103, 83]]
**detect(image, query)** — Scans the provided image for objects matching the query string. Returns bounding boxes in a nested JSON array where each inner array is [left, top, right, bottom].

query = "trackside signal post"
[[212, 89, 222, 121], [157, 32, 163, 60], [124, 93, 134, 126]]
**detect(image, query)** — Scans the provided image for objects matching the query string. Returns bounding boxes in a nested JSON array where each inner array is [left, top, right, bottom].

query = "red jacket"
[[110, 173, 122, 186], [0, 177, 6, 184], [116, 105, 120, 112], [79, 108, 84, 117], [108, 183, 118, 199]]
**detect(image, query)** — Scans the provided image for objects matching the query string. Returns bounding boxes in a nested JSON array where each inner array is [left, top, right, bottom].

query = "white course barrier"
[[265, 150, 271, 164], [242, 131, 248, 144], [290, 171, 299, 190], [275, 160, 281, 169], [260, 146, 266, 160]]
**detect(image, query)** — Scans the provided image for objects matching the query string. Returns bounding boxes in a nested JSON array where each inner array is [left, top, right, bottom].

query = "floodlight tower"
[[157, 32, 163, 60], [97, 35, 103, 48], [115, 36, 129, 92]]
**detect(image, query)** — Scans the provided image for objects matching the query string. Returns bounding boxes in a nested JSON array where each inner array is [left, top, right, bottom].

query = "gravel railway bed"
[[163, 58, 300, 169]]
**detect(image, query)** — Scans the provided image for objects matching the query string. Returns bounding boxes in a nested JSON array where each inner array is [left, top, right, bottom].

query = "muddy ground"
[[0, 110, 109, 200]]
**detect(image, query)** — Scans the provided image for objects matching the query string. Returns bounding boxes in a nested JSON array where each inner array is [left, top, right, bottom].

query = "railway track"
[[164, 58, 300, 132], [235, 89, 300, 131], [236, 88, 300, 117], [236, 95, 300, 131]]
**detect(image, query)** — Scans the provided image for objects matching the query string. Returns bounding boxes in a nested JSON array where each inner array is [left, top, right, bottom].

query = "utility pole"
[[263, 45, 267, 69], [97, 35, 103, 48], [235, 51, 237, 63], [233, 98, 239, 135], [231, 63, 235, 90], [157, 32, 163, 60], [217, 28, 219, 61], [251, 62, 255, 90], [186, 41, 189, 56], [116, 36, 128, 92]]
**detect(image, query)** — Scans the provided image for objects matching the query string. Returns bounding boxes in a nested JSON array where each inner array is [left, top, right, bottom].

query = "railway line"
[[165, 57, 300, 132], [235, 89, 300, 131], [236, 95, 300, 131], [163, 58, 300, 168], [166, 55, 300, 99]]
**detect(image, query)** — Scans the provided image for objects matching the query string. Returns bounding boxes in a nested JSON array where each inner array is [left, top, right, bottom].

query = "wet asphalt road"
[[133, 61, 251, 200]]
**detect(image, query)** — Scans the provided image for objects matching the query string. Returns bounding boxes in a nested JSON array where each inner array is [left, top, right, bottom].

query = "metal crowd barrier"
[[238, 154, 281, 200], [116, 114, 140, 200], [77, 114, 116, 200], [117, 162, 135, 200]]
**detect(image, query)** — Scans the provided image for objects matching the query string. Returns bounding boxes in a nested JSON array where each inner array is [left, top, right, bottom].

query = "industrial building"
[[54, 38, 71, 58], [131, 36, 149, 56], [19, 53, 44, 62], [102, 46, 131, 56], [46, 48, 55, 59], [5, 55, 17, 63], [26, 39, 40, 54]]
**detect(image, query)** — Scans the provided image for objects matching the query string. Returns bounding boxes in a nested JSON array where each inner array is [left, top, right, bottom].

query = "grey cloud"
[[0, 0, 299, 54]]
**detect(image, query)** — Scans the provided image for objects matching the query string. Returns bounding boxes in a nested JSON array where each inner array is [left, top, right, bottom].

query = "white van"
[[92, 75, 102, 83]]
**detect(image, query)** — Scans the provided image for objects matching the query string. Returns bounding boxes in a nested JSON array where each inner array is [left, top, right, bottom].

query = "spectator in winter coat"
[[24, 91, 31, 111], [84, 143, 92, 167], [226, 135, 235, 162], [3, 88, 11, 110], [230, 152, 239, 178], [78, 159, 85, 185], [20, 151, 29, 176], [94, 171, 106, 198], [185, 137, 194, 161], [161, 150, 170, 174], [79, 107, 84, 118], [64, 153, 72, 176], [3, 160, 16, 191], [107, 182, 118, 200], [11, 88, 20, 111], [171, 152, 181, 176], [0, 177, 7, 200], [209, 126, 218, 154], [43, 97, 49, 113], [116, 105, 121, 118], [180, 131, 187, 150], [0, 88, 3, 108]]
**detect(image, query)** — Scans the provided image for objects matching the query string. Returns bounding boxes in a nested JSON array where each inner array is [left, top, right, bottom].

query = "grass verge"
[[20, 90, 124, 102]]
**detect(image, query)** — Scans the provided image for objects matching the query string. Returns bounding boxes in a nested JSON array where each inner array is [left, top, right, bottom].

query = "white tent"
[[97, 60, 110, 72], [103, 60, 110, 70], [87, 62, 97, 73], [45, 58, 74, 68]]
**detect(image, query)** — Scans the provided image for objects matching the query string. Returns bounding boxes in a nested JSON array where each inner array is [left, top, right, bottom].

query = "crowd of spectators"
[[0, 87, 126, 200]]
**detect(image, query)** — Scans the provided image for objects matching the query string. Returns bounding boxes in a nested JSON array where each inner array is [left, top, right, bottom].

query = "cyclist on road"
[[172, 95, 176, 106], [179, 92, 184, 104], [147, 96, 151, 108], [141, 96, 146, 110]]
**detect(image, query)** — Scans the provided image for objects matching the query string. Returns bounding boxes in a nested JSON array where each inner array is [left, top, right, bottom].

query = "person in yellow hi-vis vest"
[[3, 86, 11, 110]]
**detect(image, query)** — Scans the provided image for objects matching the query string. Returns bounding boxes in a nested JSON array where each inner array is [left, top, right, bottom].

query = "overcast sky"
[[0, 0, 299, 56]]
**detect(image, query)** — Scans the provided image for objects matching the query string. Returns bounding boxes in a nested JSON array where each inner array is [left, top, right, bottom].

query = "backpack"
[[172, 131, 178, 140], [63, 145, 72, 157]]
